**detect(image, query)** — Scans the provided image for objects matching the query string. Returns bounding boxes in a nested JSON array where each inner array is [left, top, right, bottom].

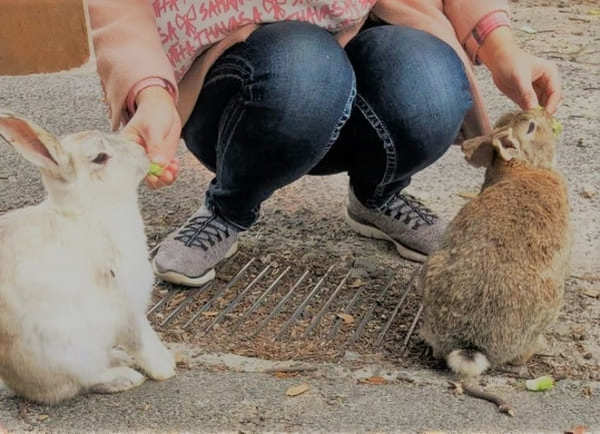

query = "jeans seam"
[[204, 74, 244, 88], [326, 71, 357, 148], [204, 54, 254, 88], [206, 98, 249, 230], [354, 94, 397, 210]]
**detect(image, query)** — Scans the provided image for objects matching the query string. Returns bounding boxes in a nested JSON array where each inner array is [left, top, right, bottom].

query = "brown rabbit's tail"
[[446, 349, 491, 377]]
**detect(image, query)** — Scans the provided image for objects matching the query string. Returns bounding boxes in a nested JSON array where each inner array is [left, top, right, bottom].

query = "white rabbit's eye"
[[527, 121, 535, 134], [92, 152, 110, 164]]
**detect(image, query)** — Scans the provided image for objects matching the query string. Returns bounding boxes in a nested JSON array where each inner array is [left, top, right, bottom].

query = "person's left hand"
[[478, 27, 562, 114]]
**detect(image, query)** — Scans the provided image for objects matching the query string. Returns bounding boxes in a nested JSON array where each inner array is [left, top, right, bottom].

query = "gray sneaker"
[[152, 204, 239, 287], [345, 187, 446, 262]]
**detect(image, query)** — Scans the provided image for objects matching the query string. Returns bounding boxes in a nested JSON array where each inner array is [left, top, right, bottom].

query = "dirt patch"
[[148, 232, 600, 381]]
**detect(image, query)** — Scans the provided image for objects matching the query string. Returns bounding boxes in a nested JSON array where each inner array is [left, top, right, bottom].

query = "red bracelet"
[[465, 11, 511, 64], [126, 77, 177, 117]]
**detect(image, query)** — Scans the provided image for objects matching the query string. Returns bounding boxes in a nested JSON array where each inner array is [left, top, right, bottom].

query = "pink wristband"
[[126, 77, 177, 117], [464, 11, 511, 64]]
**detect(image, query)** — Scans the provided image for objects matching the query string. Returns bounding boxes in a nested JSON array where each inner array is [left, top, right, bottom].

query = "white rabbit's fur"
[[0, 112, 175, 404]]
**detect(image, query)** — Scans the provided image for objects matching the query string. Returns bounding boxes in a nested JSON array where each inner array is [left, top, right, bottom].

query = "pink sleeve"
[[88, 0, 178, 130], [443, 0, 510, 60]]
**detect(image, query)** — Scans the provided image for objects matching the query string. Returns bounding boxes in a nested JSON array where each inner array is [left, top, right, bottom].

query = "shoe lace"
[[382, 192, 438, 230], [174, 214, 232, 250]]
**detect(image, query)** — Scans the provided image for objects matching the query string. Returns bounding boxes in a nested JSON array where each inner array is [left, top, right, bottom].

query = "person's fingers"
[[159, 169, 174, 184], [143, 124, 173, 165], [515, 71, 540, 110], [167, 159, 179, 171], [144, 165, 177, 189], [145, 174, 160, 189], [146, 116, 181, 166], [538, 62, 562, 114]]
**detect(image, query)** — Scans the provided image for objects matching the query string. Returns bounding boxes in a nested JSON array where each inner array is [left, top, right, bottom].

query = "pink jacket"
[[89, 0, 510, 139]]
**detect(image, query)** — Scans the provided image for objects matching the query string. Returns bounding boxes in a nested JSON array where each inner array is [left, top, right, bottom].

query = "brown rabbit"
[[419, 108, 571, 377]]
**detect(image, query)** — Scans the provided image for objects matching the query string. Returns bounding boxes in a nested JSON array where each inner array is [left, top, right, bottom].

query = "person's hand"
[[122, 86, 182, 189], [478, 27, 562, 114]]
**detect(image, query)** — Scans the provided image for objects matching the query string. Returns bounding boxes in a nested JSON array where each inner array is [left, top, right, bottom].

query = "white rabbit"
[[0, 111, 175, 404]]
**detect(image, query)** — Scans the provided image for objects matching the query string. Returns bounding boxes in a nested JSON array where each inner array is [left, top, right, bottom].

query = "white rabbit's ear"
[[491, 127, 520, 162], [0, 111, 68, 173], [461, 134, 494, 168]]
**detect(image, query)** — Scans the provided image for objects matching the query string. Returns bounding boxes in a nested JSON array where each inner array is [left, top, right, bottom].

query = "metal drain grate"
[[147, 253, 424, 355]]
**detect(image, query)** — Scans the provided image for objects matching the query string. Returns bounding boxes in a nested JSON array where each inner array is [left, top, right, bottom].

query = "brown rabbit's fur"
[[419, 109, 571, 376]]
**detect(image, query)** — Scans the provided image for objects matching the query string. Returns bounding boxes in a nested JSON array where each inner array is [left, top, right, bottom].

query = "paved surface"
[[1, 3, 599, 431], [1, 354, 600, 432]]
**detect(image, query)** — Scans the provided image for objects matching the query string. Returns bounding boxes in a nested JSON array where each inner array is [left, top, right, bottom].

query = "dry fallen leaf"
[[359, 376, 388, 385], [286, 383, 311, 396], [518, 24, 537, 34], [336, 313, 355, 324], [580, 186, 597, 199], [565, 425, 588, 434], [457, 191, 479, 199], [349, 279, 364, 288], [174, 351, 191, 367]]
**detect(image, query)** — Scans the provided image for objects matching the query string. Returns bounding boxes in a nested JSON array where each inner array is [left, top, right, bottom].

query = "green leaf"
[[526, 375, 554, 391]]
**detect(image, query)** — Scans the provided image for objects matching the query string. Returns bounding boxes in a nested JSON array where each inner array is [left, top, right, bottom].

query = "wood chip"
[[336, 313, 355, 324], [582, 288, 600, 298], [359, 376, 388, 385], [201, 311, 219, 317], [273, 371, 299, 379], [286, 383, 311, 396]]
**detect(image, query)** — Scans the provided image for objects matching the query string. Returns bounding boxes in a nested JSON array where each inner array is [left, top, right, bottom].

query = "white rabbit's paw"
[[90, 367, 146, 394], [137, 344, 176, 381]]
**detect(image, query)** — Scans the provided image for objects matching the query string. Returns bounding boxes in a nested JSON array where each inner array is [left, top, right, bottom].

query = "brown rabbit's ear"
[[461, 134, 494, 168], [0, 111, 68, 175], [491, 127, 520, 162]]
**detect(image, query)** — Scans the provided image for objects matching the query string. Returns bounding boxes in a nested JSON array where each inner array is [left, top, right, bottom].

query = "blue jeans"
[[182, 21, 473, 230]]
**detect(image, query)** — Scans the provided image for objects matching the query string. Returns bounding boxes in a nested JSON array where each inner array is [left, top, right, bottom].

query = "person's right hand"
[[122, 86, 182, 189], [478, 27, 562, 115]]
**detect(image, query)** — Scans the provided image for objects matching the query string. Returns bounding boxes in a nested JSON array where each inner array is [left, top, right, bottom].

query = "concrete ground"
[[1, 356, 599, 432], [1, 1, 599, 432]]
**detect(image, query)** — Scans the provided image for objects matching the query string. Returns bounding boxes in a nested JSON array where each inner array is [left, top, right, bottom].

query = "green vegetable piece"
[[525, 375, 554, 392], [535, 106, 563, 137], [551, 118, 563, 137], [148, 162, 164, 177]]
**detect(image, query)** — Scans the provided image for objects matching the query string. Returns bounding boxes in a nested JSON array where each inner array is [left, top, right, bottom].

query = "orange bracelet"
[[126, 77, 177, 117], [464, 11, 511, 65]]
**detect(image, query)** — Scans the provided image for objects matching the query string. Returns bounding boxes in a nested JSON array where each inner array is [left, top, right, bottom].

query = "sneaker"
[[345, 186, 446, 262], [152, 204, 239, 287]]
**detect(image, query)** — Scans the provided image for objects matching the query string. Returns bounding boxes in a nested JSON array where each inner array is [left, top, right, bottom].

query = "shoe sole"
[[344, 209, 427, 263], [152, 241, 239, 287]]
